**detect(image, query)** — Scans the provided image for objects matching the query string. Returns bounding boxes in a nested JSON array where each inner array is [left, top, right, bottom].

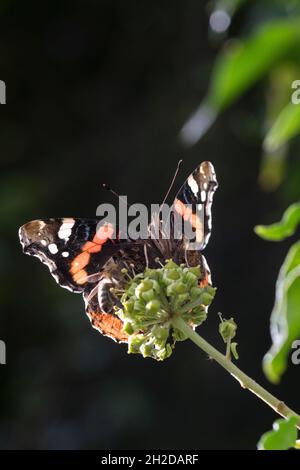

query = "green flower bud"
[[157, 344, 172, 361], [201, 292, 215, 306], [166, 281, 187, 297], [144, 268, 159, 279], [219, 317, 237, 343], [151, 324, 169, 343], [135, 279, 153, 298], [172, 281, 188, 295], [140, 342, 154, 358], [164, 259, 179, 270], [173, 293, 190, 309], [124, 300, 135, 313], [184, 266, 201, 278], [146, 299, 161, 313], [190, 286, 203, 299], [128, 334, 145, 354], [183, 271, 198, 286], [162, 270, 179, 286], [166, 268, 181, 281], [151, 279, 161, 293], [123, 322, 134, 335], [134, 299, 145, 311], [191, 306, 207, 326], [141, 289, 155, 302], [206, 286, 217, 296], [172, 328, 188, 342]]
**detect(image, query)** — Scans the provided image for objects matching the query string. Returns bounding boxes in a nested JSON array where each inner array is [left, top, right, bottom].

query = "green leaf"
[[180, 20, 300, 145], [230, 342, 239, 360], [259, 64, 298, 191], [263, 241, 300, 383], [258, 416, 298, 450], [264, 102, 300, 153], [255, 203, 300, 241], [208, 20, 300, 112], [259, 145, 288, 192]]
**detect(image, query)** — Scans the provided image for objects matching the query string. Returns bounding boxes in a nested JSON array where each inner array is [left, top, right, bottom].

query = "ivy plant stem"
[[172, 315, 300, 429]]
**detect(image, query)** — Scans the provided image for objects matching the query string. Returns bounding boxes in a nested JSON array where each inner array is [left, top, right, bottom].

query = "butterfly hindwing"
[[83, 282, 128, 343]]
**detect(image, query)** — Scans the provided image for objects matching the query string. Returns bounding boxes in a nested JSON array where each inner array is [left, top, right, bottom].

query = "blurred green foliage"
[[182, 0, 300, 190], [207, 20, 300, 112], [264, 102, 300, 152], [255, 178, 300, 386], [256, 233, 300, 383], [182, 0, 300, 395], [258, 416, 298, 450]]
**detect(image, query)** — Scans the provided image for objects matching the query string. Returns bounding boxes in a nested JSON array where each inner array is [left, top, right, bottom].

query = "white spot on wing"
[[48, 243, 58, 254], [62, 251, 69, 258], [58, 218, 75, 241], [188, 175, 199, 197]]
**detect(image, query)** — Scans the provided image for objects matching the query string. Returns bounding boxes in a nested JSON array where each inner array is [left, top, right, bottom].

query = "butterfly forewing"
[[173, 161, 218, 250]]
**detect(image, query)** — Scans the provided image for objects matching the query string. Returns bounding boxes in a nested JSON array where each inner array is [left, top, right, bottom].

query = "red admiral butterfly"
[[19, 161, 218, 343]]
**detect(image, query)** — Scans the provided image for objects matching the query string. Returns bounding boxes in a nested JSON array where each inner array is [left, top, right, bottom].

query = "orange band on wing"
[[174, 198, 189, 219], [81, 241, 102, 254], [174, 198, 204, 243], [71, 223, 115, 284], [82, 223, 115, 254], [174, 199, 202, 229], [73, 269, 88, 284], [70, 251, 91, 275], [93, 223, 114, 244]]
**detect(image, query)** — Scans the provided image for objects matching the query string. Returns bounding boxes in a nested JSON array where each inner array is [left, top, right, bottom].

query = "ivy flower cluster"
[[114, 260, 216, 361]]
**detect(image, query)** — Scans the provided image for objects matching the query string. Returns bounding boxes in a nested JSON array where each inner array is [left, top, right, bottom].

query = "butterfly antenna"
[[102, 183, 130, 208], [160, 159, 183, 209]]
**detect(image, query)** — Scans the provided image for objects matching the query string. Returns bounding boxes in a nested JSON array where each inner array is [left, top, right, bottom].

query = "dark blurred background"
[[1, 0, 300, 450]]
